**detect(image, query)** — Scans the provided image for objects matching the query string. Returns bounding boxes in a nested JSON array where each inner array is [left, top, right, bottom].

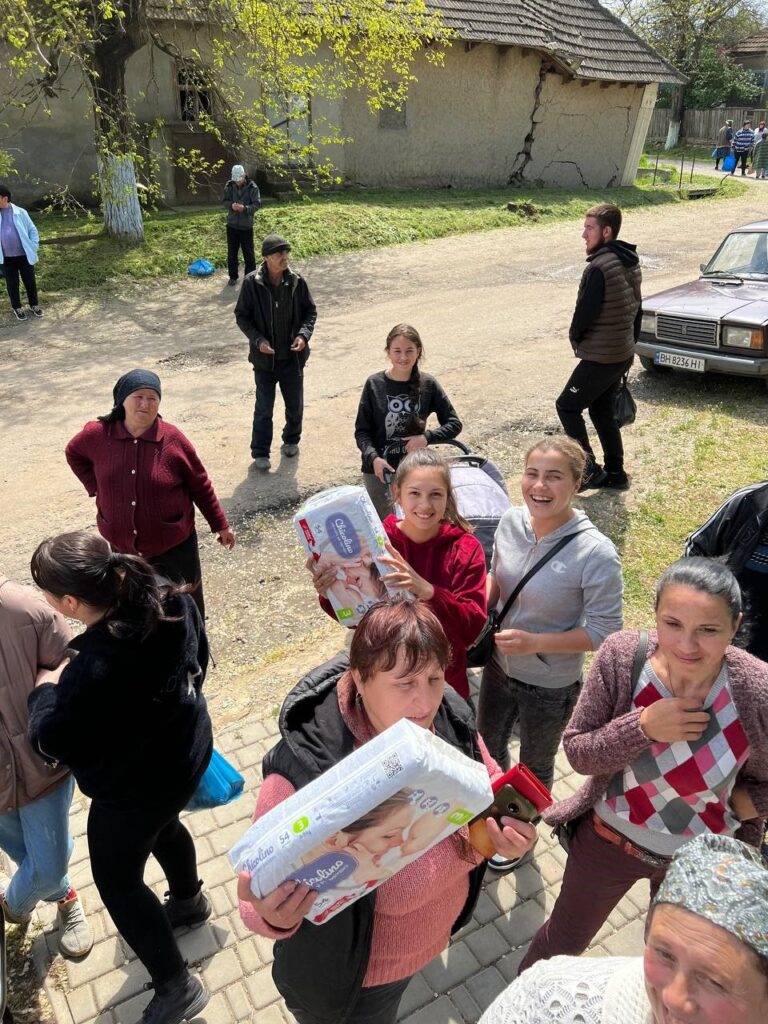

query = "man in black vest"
[[556, 203, 641, 491], [235, 234, 317, 470]]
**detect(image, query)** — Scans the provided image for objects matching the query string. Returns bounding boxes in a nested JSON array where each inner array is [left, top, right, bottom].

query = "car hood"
[[643, 278, 768, 324]]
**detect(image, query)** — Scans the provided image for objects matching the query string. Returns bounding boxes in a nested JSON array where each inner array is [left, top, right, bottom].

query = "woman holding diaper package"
[[65, 368, 235, 619], [237, 598, 536, 1024]]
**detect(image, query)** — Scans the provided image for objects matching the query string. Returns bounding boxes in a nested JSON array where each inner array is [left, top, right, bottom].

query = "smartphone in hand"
[[468, 765, 553, 858]]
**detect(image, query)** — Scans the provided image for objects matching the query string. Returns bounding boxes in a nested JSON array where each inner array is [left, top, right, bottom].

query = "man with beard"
[[556, 203, 641, 491]]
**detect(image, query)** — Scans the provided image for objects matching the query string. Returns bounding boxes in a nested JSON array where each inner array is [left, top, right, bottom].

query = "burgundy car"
[[637, 220, 768, 386]]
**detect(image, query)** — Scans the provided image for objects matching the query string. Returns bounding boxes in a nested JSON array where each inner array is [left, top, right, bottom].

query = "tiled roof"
[[730, 29, 768, 55], [431, 0, 685, 83], [148, 0, 685, 84]]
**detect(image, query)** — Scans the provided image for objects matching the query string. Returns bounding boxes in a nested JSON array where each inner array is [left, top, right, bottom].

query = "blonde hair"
[[524, 436, 586, 486], [393, 449, 473, 533]]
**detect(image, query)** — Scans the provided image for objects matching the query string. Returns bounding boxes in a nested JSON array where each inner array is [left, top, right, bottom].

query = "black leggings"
[[556, 357, 633, 472], [3, 255, 38, 309], [88, 780, 203, 984]]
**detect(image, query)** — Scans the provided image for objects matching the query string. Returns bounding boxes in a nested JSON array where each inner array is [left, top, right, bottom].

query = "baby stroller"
[[383, 439, 510, 567]]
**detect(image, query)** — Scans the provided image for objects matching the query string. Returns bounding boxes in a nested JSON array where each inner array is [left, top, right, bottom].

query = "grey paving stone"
[[496, 947, 526, 982], [495, 899, 546, 948], [192, 991, 232, 1024], [112, 988, 152, 1024], [91, 958, 149, 1009], [466, 965, 507, 1013], [66, 985, 99, 1024], [602, 917, 646, 957], [401, 994, 465, 1024], [464, 924, 509, 967], [201, 947, 242, 992], [421, 943, 481, 993], [226, 981, 253, 1020], [244, 965, 282, 1009], [472, 890, 502, 926], [176, 924, 221, 964], [396, 975, 434, 1018], [509, 862, 544, 902], [449, 983, 482, 1024], [65, 935, 125, 988]]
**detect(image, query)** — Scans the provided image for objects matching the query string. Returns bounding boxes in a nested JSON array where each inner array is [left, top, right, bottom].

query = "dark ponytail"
[[385, 323, 426, 434], [31, 531, 178, 639]]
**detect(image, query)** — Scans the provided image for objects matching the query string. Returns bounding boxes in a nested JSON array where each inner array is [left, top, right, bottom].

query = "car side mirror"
[[700, 263, 707, 273]]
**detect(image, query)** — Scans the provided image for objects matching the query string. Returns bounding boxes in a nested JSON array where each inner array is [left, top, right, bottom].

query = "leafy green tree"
[[0, 1, 448, 241], [608, 0, 767, 145]]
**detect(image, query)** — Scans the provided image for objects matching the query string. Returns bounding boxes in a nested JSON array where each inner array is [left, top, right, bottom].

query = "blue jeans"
[[0, 775, 75, 915]]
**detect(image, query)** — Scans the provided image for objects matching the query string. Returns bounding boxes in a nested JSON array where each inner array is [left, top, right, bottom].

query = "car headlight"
[[723, 326, 765, 350], [640, 313, 656, 336]]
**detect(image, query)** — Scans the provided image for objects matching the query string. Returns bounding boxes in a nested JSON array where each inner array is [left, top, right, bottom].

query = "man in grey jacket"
[[556, 203, 641, 492], [0, 575, 92, 956], [221, 164, 261, 286]]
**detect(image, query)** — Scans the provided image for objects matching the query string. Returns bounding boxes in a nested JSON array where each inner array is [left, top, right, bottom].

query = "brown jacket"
[[0, 576, 71, 811], [574, 247, 641, 363]]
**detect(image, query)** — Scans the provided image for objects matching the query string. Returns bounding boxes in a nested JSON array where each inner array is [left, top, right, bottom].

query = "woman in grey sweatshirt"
[[477, 437, 623, 868]]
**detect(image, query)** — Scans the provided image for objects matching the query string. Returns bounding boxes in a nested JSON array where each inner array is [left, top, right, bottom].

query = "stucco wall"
[[340, 43, 648, 188]]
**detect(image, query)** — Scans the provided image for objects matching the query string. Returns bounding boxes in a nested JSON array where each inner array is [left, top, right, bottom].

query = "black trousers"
[[149, 530, 205, 620], [226, 226, 256, 280], [251, 360, 304, 457], [286, 977, 411, 1024], [87, 772, 205, 985], [556, 356, 634, 473], [734, 151, 749, 174], [3, 255, 38, 309]]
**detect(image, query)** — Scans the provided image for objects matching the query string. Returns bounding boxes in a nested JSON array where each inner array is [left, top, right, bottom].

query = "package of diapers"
[[294, 485, 400, 626], [229, 718, 493, 925]]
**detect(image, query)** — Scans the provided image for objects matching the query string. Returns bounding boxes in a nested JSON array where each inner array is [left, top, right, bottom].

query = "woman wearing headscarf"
[[480, 832, 768, 1024], [65, 369, 235, 618]]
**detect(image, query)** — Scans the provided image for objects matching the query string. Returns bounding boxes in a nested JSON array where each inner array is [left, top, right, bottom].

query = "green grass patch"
[[585, 372, 768, 629], [34, 177, 747, 301]]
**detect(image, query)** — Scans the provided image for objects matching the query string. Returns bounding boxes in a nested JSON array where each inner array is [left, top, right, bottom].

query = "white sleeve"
[[479, 956, 618, 1024], [479, 970, 544, 1024]]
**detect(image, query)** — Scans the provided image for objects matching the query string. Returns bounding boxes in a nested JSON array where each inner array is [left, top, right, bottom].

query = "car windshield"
[[703, 231, 768, 278]]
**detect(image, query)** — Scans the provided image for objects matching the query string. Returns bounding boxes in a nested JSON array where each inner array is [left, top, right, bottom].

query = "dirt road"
[[2, 190, 765, 720]]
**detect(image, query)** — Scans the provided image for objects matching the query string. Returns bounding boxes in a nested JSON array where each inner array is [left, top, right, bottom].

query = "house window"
[[379, 103, 406, 130], [178, 64, 213, 122]]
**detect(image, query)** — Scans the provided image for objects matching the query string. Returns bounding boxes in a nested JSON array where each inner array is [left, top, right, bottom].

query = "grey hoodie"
[[489, 507, 623, 688]]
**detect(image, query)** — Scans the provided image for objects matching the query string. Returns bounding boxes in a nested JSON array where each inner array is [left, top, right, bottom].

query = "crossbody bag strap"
[[631, 630, 649, 687], [494, 529, 588, 629]]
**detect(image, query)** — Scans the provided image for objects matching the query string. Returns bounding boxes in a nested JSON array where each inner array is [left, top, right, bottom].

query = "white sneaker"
[[486, 853, 523, 873]]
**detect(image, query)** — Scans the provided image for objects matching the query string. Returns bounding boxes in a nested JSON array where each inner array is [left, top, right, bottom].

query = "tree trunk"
[[90, 11, 148, 242], [664, 85, 686, 150], [98, 153, 144, 243]]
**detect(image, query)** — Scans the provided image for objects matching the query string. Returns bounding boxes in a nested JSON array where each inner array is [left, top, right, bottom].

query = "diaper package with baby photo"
[[294, 485, 401, 626], [229, 719, 493, 925]]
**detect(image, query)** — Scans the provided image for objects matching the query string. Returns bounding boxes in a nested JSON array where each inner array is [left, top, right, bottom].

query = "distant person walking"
[[713, 118, 733, 170], [555, 203, 641, 491], [0, 184, 43, 322], [753, 132, 768, 179], [222, 164, 261, 286], [234, 234, 317, 470], [733, 120, 754, 176]]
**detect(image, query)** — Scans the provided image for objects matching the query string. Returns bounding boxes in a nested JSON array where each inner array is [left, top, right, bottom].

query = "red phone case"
[[491, 764, 553, 813]]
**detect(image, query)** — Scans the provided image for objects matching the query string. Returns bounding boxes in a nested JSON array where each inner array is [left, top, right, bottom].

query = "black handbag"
[[614, 373, 636, 428], [466, 530, 586, 669]]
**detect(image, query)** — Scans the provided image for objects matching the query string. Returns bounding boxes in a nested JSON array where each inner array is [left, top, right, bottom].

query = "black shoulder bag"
[[466, 530, 587, 669], [614, 373, 637, 428]]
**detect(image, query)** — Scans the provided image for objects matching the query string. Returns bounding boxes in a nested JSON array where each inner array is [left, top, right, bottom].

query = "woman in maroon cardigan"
[[65, 368, 235, 619], [519, 556, 768, 973]]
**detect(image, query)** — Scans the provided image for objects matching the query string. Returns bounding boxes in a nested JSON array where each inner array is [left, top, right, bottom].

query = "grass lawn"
[[35, 176, 746, 300]]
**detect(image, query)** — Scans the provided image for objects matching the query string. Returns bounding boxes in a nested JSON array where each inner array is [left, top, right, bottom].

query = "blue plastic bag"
[[722, 152, 736, 173], [187, 258, 215, 277], [186, 748, 244, 810]]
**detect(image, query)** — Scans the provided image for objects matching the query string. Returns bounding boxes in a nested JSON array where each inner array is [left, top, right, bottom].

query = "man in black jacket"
[[685, 481, 768, 661], [234, 234, 318, 469], [221, 164, 261, 285]]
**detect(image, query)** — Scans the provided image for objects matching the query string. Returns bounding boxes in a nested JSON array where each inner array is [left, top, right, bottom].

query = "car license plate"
[[655, 351, 706, 372]]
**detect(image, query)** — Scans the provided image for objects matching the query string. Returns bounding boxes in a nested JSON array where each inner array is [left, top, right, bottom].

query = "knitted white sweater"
[[479, 956, 653, 1024]]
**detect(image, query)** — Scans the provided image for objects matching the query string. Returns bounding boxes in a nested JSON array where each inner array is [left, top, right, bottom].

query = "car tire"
[[639, 355, 669, 373]]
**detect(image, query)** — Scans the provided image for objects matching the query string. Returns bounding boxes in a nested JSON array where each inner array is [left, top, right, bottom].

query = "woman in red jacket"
[[65, 368, 235, 619], [311, 449, 486, 699]]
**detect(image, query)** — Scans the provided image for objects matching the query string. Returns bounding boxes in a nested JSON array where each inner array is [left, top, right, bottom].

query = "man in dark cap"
[[234, 234, 317, 469]]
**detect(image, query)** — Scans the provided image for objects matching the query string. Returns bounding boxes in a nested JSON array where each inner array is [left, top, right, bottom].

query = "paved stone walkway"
[[29, 710, 650, 1024]]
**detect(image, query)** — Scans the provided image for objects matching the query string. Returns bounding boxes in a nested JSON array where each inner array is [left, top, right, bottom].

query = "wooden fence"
[[648, 106, 768, 143]]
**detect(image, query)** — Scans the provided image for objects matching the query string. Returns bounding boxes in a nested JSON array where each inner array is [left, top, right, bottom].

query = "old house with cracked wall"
[[1, 0, 684, 204]]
